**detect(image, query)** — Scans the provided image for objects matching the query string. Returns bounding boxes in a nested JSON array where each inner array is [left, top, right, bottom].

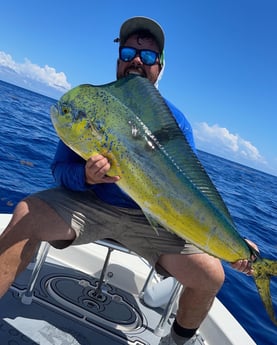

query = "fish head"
[[50, 83, 138, 177], [50, 84, 113, 161]]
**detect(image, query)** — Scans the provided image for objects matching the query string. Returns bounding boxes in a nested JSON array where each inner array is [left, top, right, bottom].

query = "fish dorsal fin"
[[103, 75, 234, 225]]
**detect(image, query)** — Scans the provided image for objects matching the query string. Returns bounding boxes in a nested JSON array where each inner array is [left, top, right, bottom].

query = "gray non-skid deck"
[[0, 262, 170, 345]]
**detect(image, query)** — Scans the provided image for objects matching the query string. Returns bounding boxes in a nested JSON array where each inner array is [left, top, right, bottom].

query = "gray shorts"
[[32, 187, 203, 270]]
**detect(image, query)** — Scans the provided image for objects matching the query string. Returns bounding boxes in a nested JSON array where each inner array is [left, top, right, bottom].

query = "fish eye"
[[62, 106, 68, 114], [59, 102, 71, 115]]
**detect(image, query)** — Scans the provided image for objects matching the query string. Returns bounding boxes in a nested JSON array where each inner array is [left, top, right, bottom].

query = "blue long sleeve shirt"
[[51, 98, 196, 209]]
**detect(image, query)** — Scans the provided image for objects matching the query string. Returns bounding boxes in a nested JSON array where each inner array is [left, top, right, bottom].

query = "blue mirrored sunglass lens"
[[120, 47, 158, 65], [120, 47, 136, 62], [140, 51, 157, 65]]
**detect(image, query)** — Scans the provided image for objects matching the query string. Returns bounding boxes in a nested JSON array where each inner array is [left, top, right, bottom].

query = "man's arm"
[[51, 141, 89, 191]]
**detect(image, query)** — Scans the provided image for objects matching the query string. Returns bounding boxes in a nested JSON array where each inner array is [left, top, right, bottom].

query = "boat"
[[0, 213, 257, 345]]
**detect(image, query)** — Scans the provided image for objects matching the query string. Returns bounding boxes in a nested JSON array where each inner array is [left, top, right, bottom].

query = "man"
[[0, 17, 254, 345]]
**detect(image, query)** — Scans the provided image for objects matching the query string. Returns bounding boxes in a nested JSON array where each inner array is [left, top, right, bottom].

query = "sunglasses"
[[119, 46, 160, 66]]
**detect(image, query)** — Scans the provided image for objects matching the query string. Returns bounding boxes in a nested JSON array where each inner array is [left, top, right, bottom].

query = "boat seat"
[[21, 239, 130, 303], [21, 239, 182, 336]]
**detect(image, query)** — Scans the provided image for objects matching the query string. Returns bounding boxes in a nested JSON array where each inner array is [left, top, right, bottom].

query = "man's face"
[[116, 34, 162, 84]]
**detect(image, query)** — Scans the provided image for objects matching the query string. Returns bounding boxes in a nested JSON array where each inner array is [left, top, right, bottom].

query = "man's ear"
[[159, 63, 162, 73]]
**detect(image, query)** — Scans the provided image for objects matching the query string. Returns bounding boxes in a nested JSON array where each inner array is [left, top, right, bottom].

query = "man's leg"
[[158, 252, 224, 343], [0, 196, 76, 297]]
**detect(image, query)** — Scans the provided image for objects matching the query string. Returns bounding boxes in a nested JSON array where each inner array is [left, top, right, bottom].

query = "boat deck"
[[1, 257, 183, 345], [0, 214, 256, 345]]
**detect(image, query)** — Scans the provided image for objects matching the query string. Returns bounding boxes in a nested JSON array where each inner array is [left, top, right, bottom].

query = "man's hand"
[[85, 154, 120, 185], [231, 239, 259, 276]]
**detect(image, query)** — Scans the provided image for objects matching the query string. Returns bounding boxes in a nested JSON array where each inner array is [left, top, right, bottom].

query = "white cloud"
[[0, 51, 71, 93], [193, 122, 267, 167], [0, 51, 16, 69]]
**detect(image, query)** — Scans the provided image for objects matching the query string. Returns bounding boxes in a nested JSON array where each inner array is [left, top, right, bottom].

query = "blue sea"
[[0, 79, 276, 345]]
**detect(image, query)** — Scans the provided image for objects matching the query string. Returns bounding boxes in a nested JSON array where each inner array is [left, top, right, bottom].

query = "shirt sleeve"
[[164, 98, 197, 154], [51, 140, 92, 191]]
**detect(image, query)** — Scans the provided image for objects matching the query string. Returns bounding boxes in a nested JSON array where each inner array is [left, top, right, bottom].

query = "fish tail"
[[253, 258, 277, 326]]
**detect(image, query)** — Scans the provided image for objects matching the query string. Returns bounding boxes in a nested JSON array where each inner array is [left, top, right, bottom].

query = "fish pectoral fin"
[[253, 258, 277, 326], [142, 211, 160, 236], [142, 210, 179, 237]]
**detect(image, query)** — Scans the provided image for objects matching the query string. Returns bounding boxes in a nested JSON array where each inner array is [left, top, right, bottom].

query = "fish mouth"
[[50, 104, 58, 119]]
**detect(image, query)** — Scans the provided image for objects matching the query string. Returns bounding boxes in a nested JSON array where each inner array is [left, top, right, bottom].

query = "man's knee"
[[10, 196, 75, 243], [157, 252, 224, 292], [202, 257, 225, 291], [13, 196, 47, 219]]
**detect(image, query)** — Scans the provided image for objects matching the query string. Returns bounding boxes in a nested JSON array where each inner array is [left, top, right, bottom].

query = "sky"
[[0, 0, 277, 176]]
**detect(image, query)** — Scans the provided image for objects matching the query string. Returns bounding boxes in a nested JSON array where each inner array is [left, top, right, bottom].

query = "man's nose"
[[131, 54, 143, 65]]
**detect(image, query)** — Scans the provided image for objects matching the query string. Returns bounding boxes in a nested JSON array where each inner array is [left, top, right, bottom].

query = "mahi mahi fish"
[[50, 75, 277, 326]]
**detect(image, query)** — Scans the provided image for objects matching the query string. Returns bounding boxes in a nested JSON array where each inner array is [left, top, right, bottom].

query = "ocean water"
[[0, 79, 276, 345]]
